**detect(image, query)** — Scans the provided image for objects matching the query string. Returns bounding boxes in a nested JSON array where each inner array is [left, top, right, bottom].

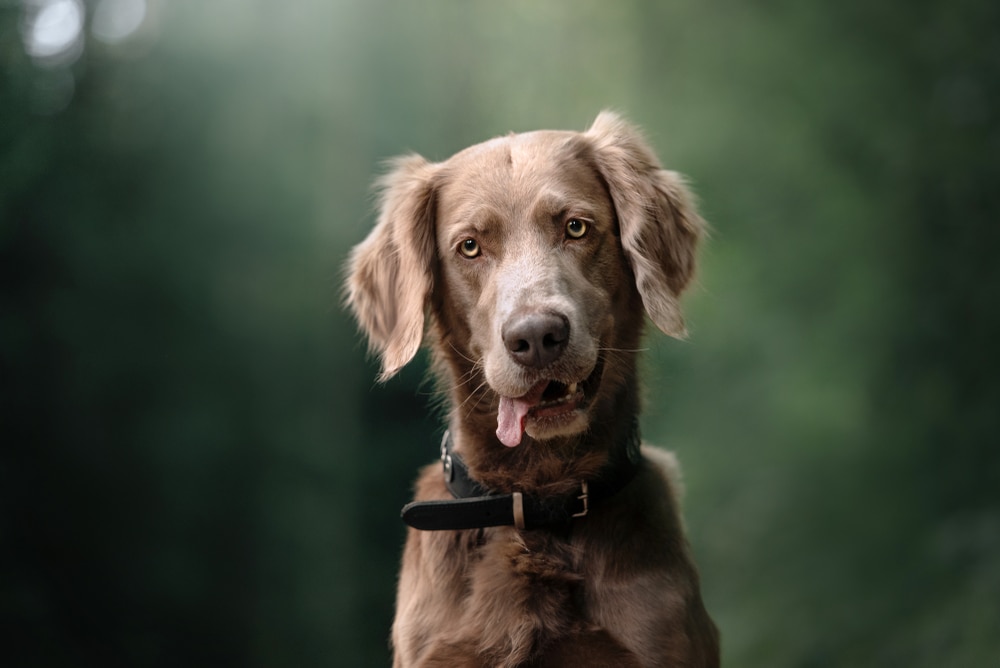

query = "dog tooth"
[[567, 383, 578, 395]]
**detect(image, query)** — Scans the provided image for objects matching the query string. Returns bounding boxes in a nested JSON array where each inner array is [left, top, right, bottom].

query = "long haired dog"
[[346, 112, 719, 667]]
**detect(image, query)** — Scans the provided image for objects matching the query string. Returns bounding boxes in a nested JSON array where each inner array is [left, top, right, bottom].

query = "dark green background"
[[3, 1, 998, 665]]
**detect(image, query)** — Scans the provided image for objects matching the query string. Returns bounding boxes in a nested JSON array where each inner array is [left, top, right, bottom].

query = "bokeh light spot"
[[92, 0, 148, 45], [22, 0, 84, 61]]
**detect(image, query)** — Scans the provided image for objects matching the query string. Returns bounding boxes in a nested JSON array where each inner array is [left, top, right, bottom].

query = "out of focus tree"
[[1, 1, 997, 666]]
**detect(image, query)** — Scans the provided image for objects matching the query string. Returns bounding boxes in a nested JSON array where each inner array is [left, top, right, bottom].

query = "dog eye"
[[459, 238, 481, 258], [565, 218, 588, 239]]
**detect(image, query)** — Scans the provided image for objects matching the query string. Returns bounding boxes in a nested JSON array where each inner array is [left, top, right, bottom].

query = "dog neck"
[[401, 414, 642, 531]]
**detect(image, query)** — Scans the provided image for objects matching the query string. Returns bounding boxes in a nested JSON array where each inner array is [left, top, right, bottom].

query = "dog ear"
[[586, 111, 705, 338], [345, 155, 438, 381]]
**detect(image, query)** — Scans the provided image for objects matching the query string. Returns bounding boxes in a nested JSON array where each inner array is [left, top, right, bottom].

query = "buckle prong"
[[571, 481, 589, 518]]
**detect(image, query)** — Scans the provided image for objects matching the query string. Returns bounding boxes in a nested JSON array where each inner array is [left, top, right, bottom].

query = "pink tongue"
[[496, 382, 548, 447], [496, 397, 532, 447]]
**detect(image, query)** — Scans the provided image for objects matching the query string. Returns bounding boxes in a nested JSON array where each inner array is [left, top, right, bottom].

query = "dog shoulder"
[[411, 461, 450, 502], [640, 443, 686, 507]]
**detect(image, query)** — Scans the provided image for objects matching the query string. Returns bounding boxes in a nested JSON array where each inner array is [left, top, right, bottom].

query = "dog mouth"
[[495, 359, 605, 448], [539, 379, 582, 406]]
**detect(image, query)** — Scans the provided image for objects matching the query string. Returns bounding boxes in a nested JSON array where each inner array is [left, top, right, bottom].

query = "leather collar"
[[401, 421, 643, 532]]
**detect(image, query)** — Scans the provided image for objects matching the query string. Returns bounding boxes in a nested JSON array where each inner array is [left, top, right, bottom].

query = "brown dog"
[[346, 112, 718, 667]]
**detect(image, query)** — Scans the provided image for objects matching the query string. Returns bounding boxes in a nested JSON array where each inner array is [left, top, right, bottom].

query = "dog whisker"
[[447, 341, 481, 366], [453, 362, 485, 389], [458, 378, 492, 416]]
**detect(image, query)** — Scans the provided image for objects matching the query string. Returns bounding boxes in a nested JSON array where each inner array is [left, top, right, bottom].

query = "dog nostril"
[[542, 332, 565, 349], [502, 313, 570, 369]]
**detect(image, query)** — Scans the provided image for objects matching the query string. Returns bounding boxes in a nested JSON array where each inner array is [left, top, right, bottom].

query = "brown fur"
[[346, 111, 719, 667]]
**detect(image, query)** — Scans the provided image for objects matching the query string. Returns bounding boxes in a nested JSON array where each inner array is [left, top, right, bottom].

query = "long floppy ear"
[[586, 111, 705, 338], [345, 155, 438, 381]]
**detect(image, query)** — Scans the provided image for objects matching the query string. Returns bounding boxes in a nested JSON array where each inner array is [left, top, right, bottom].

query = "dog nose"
[[502, 312, 569, 369]]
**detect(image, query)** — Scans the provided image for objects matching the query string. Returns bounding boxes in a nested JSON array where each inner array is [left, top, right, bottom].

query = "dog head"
[[346, 111, 704, 447]]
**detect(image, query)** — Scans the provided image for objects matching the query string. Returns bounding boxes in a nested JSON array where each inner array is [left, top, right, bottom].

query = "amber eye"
[[565, 218, 588, 239], [459, 238, 481, 258]]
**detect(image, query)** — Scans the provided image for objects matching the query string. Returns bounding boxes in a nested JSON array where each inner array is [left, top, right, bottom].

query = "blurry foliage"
[[2, 1, 998, 666]]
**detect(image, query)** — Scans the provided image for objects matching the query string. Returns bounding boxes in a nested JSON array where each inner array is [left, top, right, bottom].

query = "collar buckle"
[[440, 430, 454, 482]]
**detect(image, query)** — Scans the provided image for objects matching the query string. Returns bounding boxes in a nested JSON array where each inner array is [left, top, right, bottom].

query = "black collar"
[[401, 421, 643, 532]]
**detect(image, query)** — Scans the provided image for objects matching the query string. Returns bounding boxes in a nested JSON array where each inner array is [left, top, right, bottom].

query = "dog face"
[[434, 132, 625, 446], [346, 112, 704, 447]]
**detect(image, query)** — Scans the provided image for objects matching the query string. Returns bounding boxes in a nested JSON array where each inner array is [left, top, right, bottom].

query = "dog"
[[346, 111, 719, 667]]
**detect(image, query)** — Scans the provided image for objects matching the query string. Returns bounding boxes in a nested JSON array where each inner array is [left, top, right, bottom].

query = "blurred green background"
[[2, 0, 998, 666]]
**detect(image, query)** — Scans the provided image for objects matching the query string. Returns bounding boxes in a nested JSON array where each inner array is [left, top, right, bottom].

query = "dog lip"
[[530, 384, 584, 417], [507, 356, 604, 409], [512, 379, 551, 404], [503, 371, 590, 405], [535, 381, 582, 408]]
